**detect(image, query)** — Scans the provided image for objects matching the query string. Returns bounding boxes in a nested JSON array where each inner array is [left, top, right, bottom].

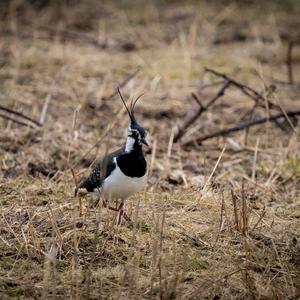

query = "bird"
[[75, 88, 149, 224]]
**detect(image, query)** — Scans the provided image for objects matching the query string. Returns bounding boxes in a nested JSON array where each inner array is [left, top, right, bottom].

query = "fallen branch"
[[204, 67, 280, 110], [102, 67, 141, 101], [174, 81, 230, 142], [183, 108, 300, 145], [0, 113, 35, 128], [0, 105, 41, 127]]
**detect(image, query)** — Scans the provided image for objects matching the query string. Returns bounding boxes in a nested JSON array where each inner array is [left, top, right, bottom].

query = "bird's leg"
[[102, 199, 131, 224], [78, 197, 82, 217], [116, 201, 131, 224], [102, 199, 119, 212], [116, 202, 124, 225]]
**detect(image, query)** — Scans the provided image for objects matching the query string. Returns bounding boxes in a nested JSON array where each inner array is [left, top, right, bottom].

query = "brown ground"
[[0, 1, 300, 299]]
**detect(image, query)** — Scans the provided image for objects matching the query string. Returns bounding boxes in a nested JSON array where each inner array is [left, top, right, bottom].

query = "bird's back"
[[75, 147, 124, 195]]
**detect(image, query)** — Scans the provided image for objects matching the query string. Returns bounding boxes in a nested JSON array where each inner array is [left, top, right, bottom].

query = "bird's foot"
[[103, 200, 131, 224], [116, 201, 131, 225], [102, 199, 119, 211], [117, 209, 131, 224]]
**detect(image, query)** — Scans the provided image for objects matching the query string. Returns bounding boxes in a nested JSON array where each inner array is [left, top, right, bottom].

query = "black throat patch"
[[116, 148, 147, 178]]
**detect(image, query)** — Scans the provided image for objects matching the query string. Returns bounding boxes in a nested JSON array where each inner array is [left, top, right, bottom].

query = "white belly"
[[102, 161, 147, 200]]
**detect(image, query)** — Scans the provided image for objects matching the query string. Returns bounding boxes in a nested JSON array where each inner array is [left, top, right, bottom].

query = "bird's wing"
[[75, 146, 124, 195]]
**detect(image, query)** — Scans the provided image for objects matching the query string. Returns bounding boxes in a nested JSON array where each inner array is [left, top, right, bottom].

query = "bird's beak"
[[142, 136, 149, 146]]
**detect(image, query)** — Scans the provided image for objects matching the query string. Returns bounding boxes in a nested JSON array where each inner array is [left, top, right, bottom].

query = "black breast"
[[117, 150, 147, 178]]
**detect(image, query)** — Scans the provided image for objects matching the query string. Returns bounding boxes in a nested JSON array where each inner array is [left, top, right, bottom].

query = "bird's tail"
[[74, 176, 98, 196], [74, 177, 87, 196]]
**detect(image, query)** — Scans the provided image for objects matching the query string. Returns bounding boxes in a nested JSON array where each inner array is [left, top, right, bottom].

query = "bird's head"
[[118, 88, 149, 148]]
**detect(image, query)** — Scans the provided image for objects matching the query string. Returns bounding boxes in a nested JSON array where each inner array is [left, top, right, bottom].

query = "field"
[[0, 0, 300, 299]]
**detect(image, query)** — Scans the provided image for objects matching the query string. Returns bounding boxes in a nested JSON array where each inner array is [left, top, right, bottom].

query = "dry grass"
[[0, 0, 300, 299]]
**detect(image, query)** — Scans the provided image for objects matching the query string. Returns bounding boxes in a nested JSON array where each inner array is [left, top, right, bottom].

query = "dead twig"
[[0, 113, 36, 128], [212, 192, 226, 249], [203, 145, 226, 191], [40, 65, 68, 125], [181, 230, 209, 249], [102, 67, 141, 101], [204, 67, 280, 110], [231, 190, 240, 231], [249, 206, 266, 234], [183, 108, 300, 146], [191, 93, 204, 109], [174, 81, 230, 142], [241, 183, 248, 236], [0, 105, 42, 127], [70, 167, 78, 189]]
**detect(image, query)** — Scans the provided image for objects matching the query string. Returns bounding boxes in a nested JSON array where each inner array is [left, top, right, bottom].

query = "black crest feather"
[[117, 88, 144, 125]]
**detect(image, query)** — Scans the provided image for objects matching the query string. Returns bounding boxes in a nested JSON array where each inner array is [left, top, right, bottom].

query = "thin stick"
[[219, 193, 225, 233], [102, 67, 141, 101], [177, 144, 188, 187], [0, 113, 35, 128], [241, 183, 248, 236], [70, 167, 78, 189], [249, 206, 266, 234], [191, 92, 204, 109], [174, 81, 230, 142], [251, 138, 260, 181], [158, 207, 166, 300], [204, 67, 280, 110], [231, 190, 240, 231], [202, 145, 226, 191], [183, 108, 300, 145], [148, 139, 157, 178], [274, 95, 299, 134], [40, 65, 68, 125], [0, 105, 41, 127], [212, 192, 225, 249], [167, 127, 175, 158]]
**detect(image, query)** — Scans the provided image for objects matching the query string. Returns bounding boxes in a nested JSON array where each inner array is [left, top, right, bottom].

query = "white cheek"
[[125, 136, 135, 152]]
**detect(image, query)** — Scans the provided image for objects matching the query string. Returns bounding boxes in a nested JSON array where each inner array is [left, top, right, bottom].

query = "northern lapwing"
[[75, 88, 148, 224]]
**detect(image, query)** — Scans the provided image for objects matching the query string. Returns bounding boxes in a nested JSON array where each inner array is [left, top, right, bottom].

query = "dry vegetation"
[[1, 0, 300, 299]]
